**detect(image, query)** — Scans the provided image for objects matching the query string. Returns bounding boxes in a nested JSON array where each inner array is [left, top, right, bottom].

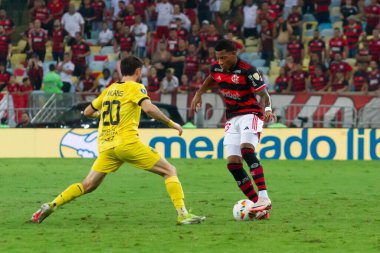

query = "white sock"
[[258, 190, 268, 198], [176, 207, 188, 217]]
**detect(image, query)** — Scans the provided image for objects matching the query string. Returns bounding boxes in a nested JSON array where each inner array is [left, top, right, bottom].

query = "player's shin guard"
[[227, 163, 258, 203], [241, 148, 267, 192], [52, 183, 84, 208], [165, 176, 187, 214]]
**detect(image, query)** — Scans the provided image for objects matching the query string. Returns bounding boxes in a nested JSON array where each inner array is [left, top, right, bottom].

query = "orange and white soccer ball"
[[233, 199, 254, 221]]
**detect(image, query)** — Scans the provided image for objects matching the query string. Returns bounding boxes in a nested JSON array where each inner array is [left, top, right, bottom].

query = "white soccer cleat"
[[250, 197, 272, 213], [31, 203, 54, 223]]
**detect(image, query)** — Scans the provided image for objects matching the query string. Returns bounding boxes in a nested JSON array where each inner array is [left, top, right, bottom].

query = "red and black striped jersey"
[[210, 59, 267, 120], [0, 71, 10, 85], [308, 39, 325, 55], [287, 40, 303, 63], [315, 0, 331, 12], [33, 7, 50, 22], [132, 0, 148, 19], [331, 79, 348, 91], [52, 28, 66, 53], [365, 4, 380, 27], [0, 18, 14, 33], [275, 75, 290, 92], [80, 76, 95, 91], [344, 24, 362, 49], [367, 70, 380, 91], [124, 15, 136, 26], [148, 76, 160, 92], [368, 38, 380, 61], [184, 55, 199, 78], [92, 0, 106, 21], [353, 70, 367, 91], [291, 70, 308, 91], [117, 35, 135, 52], [329, 37, 347, 58], [0, 35, 11, 58], [329, 61, 352, 77], [310, 75, 328, 91], [71, 42, 90, 66], [29, 28, 48, 52]]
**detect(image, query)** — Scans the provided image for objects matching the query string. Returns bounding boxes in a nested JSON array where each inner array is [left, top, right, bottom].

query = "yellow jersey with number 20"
[[91, 81, 149, 153]]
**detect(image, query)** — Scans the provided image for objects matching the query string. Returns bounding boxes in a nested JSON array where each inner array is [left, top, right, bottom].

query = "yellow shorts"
[[91, 140, 161, 173]]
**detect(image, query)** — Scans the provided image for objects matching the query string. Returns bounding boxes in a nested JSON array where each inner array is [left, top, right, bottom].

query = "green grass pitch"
[[0, 159, 379, 253]]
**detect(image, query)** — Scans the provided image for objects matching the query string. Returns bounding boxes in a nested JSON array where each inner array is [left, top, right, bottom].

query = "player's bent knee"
[[82, 180, 100, 193], [164, 164, 177, 177]]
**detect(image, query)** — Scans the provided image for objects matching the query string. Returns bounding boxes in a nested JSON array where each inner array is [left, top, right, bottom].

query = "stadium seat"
[[258, 67, 269, 75], [10, 54, 27, 68], [245, 38, 258, 47], [100, 46, 114, 55], [251, 59, 266, 67], [330, 15, 341, 24], [107, 53, 118, 61], [86, 39, 98, 46], [303, 21, 318, 32], [330, 7, 341, 18], [245, 46, 258, 53], [89, 61, 105, 72], [331, 0, 341, 7], [104, 60, 117, 72], [93, 55, 108, 61], [303, 14, 317, 22], [90, 46, 102, 54], [319, 23, 333, 31], [321, 29, 334, 38], [345, 58, 356, 67]]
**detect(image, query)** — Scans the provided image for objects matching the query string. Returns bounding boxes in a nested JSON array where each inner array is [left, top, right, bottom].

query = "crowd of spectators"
[[0, 0, 380, 102]]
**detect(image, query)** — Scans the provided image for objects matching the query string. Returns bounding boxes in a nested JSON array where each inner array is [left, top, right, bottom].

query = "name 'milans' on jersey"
[[210, 59, 267, 120]]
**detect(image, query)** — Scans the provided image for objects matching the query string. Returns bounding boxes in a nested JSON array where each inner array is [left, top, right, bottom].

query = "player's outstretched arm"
[[141, 99, 183, 136], [256, 88, 277, 123], [83, 104, 100, 119], [190, 75, 216, 112]]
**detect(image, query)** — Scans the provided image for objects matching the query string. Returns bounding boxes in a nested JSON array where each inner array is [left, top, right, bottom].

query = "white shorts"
[[223, 114, 263, 157]]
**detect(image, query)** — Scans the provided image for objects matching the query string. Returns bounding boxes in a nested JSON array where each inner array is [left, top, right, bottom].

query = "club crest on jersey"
[[140, 88, 147, 94], [216, 75, 221, 81], [231, 74, 239, 84]]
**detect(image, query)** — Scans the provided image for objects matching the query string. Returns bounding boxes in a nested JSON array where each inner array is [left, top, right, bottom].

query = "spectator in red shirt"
[[368, 28, 380, 64], [18, 77, 33, 109], [344, 15, 363, 57], [356, 40, 371, 67], [114, 26, 135, 54], [308, 30, 327, 63], [92, 0, 106, 32], [27, 53, 44, 90], [283, 55, 296, 74], [178, 74, 192, 93], [367, 60, 380, 91], [0, 9, 14, 36], [259, 19, 276, 66], [314, 0, 331, 24], [365, 0, 380, 35], [190, 70, 204, 90], [0, 25, 11, 64], [256, 2, 277, 31], [28, 19, 48, 61], [48, 0, 65, 21], [71, 32, 91, 77], [51, 20, 67, 62], [200, 46, 216, 76], [287, 34, 304, 64], [188, 24, 202, 53], [6, 76, 20, 93], [309, 65, 329, 91], [329, 53, 353, 81], [123, 4, 136, 27], [275, 67, 291, 92], [131, 0, 148, 22], [0, 62, 10, 88], [78, 66, 97, 92], [287, 5, 302, 36], [175, 18, 188, 40], [147, 67, 160, 93], [309, 52, 326, 77], [202, 24, 221, 49], [184, 43, 200, 79], [352, 62, 368, 92], [329, 70, 349, 92], [329, 28, 348, 60], [288, 63, 308, 92], [269, 0, 284, 19], [30, 0, 52, 31]]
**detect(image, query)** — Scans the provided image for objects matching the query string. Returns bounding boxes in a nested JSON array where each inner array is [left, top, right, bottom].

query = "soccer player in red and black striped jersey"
[[191, 39, 275, 219]]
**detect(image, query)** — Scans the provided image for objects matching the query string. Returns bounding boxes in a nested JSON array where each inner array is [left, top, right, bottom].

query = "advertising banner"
[[0, 128, 379, 160]]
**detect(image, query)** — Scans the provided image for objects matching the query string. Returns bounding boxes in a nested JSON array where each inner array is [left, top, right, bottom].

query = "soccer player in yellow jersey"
[[31, 56, 206, 225]]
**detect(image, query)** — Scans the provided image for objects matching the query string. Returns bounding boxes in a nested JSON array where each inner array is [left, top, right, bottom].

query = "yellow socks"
[[52, 183, 84, 208], [165, 176, 188, 217]]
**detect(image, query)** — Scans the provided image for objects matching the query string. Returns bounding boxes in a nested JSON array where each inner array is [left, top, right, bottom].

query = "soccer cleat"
[[255, 210, 270, 220], [31, 203, 54, 223], [177, 213, 206, 225], [250, 197, 272, 213]]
